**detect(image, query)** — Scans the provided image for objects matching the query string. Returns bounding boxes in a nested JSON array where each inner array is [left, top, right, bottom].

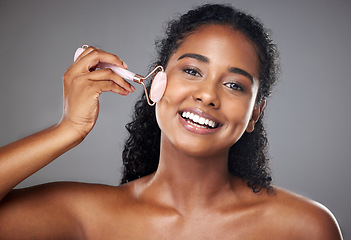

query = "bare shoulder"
[[0, 181, 131, 239], [1, 181, 131, 220], [3, 181, 129, 206], [264, 186, 343, 239], [28, 181, 133, 215]]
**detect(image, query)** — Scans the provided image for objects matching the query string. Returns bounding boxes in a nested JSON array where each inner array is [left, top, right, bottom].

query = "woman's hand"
[[60, 46, 135, 139]]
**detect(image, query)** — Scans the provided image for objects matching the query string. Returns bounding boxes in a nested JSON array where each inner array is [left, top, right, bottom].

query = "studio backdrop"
[[1, 0, 350, 236]]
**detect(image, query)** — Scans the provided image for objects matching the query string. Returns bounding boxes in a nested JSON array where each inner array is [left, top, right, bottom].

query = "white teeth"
[[180, 111, 217, 128], [199, 117, 205, 125]]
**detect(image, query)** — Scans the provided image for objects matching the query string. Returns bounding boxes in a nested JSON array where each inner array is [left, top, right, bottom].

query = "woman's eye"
[[224, 82, 244, 92], [184, 68, 201, 77]]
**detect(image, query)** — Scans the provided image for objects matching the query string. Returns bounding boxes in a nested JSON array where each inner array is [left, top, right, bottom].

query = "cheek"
[[222, 97, 255, 134], [228, 85, 260, 127], [162, 76, 188, 102]]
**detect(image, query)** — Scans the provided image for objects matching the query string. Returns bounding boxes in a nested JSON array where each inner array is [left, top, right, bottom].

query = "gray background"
[[1, 0, 350, 236]]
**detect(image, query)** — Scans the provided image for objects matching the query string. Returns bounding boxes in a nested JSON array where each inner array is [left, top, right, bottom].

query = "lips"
[[178, 108, 222, 134]]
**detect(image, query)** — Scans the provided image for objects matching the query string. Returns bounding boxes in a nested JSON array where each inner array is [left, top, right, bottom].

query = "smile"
[[180, 111, 218, 128], [178, 108, 223, 135]]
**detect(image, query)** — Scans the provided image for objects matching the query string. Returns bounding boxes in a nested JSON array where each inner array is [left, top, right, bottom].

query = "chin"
[[173, 139, 229, 159]]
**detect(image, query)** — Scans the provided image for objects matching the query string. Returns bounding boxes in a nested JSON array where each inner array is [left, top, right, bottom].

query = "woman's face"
[[156, 24, 261, 157]]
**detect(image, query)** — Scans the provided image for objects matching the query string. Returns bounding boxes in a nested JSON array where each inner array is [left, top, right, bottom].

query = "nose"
[[192, 80, 220, 108]]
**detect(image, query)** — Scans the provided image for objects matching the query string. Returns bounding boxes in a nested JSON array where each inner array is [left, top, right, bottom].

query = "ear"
[[246, 99, 266, 133]]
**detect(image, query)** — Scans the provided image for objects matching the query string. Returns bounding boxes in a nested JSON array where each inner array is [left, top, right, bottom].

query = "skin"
[[0, 25, 343, 240]]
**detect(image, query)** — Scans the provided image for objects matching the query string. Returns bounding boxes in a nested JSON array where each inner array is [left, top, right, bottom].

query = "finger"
[[73, 45, 91, 62], [67, 46, 97, 73], [74, 46, 106, 64], [75, 47, 128, 73], [85, 68, 136, 92], [84, 79, 131, 96]]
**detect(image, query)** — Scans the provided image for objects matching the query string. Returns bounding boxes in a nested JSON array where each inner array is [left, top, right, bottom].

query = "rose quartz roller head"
[[73, 45, 167, 106], [150, 70, 167, 103]]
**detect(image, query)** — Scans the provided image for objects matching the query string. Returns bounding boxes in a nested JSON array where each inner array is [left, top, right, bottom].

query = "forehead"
[[172, 24, 260, 78]]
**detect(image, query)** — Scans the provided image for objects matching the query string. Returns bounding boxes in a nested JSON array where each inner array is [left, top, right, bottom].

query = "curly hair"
[[121, 4, 279, 193]]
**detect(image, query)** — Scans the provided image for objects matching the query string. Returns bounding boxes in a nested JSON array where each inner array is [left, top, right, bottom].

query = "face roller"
[[74, 45, 167, 106]]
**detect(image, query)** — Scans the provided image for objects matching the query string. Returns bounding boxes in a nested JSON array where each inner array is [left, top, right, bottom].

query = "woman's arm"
[[0, 122, 83, 201], [0, 46, 134, 239]]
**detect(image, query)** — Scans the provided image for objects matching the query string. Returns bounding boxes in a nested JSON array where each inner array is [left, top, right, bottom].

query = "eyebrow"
[[177, 53, 254, 84], [177, 53, 209, 63], [229, 67, 253, 84]]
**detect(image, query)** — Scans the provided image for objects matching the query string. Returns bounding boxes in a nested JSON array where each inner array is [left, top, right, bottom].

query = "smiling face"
[[155, 24, 261, 158]]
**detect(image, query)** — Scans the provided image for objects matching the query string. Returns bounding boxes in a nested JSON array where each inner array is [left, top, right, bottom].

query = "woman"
[[0, 4, 343, 239]]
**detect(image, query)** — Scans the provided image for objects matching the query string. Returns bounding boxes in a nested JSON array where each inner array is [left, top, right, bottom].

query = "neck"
[[142, 134, 236, 214]]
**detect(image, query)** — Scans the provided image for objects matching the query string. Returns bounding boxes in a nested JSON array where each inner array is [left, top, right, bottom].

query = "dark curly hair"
[[121, 4, 279, 193]]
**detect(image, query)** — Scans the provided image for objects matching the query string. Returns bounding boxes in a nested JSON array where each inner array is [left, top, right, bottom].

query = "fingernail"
[[121, 90, 129, 95], [130, 85, 135, 92], [122, 61, 128, 69]]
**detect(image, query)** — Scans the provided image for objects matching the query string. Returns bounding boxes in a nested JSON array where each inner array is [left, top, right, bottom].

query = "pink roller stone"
[[150, 71, 167, 103], [74, 47, 85, 61]]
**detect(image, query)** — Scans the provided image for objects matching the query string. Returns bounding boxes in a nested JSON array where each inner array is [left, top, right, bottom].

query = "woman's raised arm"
[[0, 46, 134, 239]]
